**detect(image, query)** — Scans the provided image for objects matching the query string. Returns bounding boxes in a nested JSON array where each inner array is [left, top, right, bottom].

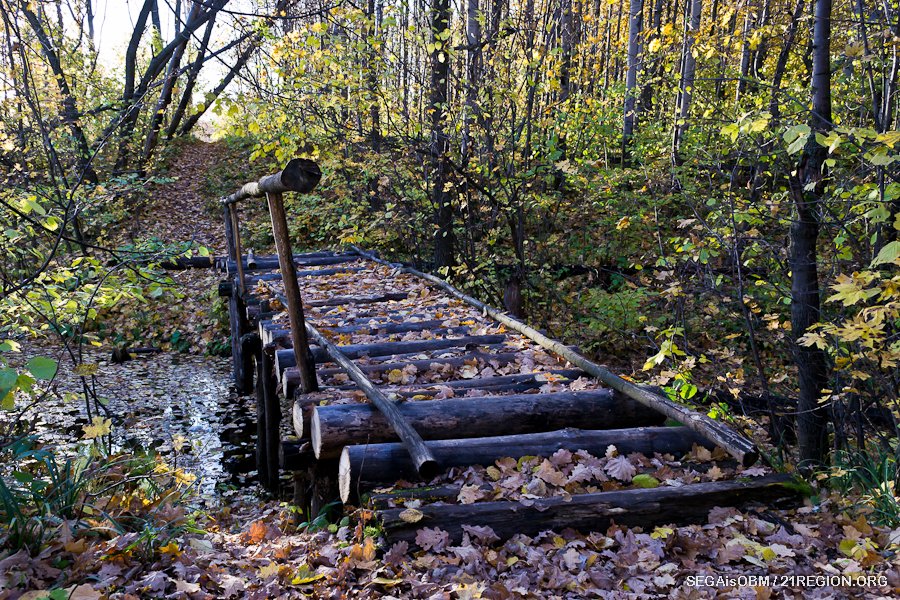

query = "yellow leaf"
[[159, 541, 181, 556], [81, 416, 111, 439], [399, 508, 424, 523], [258, 562, 280, 579]]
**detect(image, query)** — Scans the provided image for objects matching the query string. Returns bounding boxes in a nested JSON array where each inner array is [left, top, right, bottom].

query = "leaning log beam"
[[351, 247, 759, 467], [380, 474, 800, 545], [339, 426, 713, 502], [304, 322, 438, 476], [310, 390, 665, 459]]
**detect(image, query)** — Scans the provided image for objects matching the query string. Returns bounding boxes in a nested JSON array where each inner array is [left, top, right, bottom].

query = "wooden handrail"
[[223, 158, 323, 394], [221, 158, 321, 205]]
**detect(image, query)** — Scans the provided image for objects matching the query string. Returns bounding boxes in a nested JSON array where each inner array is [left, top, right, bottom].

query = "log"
[[261, 319, 472, 346], [246, 266, 365, 284], [226, 254, 358, 273], [351, 246, 760, 467], [222, 158, 322, 204], [339, 426, 712, 502], [275, 335, 507, 367], [380, 474, 801, 545], [311, 390, 665, 459], [156, 255, 216, 269], [306, 292, 409, 307], [305, 322, 438, 476], [281, 351, 523, 393]]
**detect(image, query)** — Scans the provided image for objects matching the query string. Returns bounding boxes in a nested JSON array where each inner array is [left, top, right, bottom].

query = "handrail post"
[[266, 191, 318, 393], [228, 204, 247, 297]]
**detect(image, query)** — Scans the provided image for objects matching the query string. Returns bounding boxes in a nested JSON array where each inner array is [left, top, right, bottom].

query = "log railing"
[[221, 158, 322, 394]]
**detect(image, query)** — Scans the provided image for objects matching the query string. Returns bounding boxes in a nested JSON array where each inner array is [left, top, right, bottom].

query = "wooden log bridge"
[[220, 160, 801, 544]]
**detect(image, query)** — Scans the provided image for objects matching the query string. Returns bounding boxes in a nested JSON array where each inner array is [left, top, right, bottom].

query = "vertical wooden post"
[[228, 204, 247, 297], [266, 191, 318, 393], [223, 205, 236, 267]]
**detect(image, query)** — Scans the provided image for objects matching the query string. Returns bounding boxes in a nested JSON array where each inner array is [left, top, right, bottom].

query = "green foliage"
[[828, 448, 900, 526]]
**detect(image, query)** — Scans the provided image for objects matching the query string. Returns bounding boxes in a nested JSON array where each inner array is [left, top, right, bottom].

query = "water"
[[0, 343, 260, 502]]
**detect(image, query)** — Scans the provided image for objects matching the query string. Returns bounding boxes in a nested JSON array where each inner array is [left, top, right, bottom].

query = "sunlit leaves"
[[81, 416, 112, 439], [27, 356, 57, 380]]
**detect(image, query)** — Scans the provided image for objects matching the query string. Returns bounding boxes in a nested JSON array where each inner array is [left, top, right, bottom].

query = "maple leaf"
[[218, 574, 246, 598], [257, 562, 280, 579], [81, 416, 112, 439], [458, 364, 478, 379], [415, 527, 450, 552], [605, 456, 637, 481]]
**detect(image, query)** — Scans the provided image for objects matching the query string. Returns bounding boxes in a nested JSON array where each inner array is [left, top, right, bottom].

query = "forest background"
[[0, 0, 899, 574]]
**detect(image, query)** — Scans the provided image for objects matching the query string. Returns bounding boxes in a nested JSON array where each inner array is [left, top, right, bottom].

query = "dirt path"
[[130, 139, 227, 254]]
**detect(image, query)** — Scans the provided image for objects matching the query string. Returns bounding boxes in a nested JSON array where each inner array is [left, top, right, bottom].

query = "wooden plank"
[[275, 335, 507, 367], [306, 292, 409, 307], [279, 351, 523, 394]]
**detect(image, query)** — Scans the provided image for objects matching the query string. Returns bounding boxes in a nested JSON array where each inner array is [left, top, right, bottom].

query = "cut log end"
[[311, 410, 323, 458], [293, 401, 305, 439], [339, 448, 353, 504], [281, 158, 322, 193]]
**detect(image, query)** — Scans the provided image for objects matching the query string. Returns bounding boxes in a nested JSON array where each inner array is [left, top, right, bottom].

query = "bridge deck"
[[221, 248, 798, 544]]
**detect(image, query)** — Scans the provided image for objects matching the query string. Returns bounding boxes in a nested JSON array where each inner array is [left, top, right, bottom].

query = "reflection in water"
[[1, 346, 260, 502]]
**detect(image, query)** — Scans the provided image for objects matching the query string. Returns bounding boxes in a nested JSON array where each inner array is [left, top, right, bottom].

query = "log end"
[[339, 448, 353, 504], [416, 457, 441, 480], [311, 409, 323, 459], [740, 448, 760, 468], [281, 158, 322, 193], [292, 401, 305, 438]]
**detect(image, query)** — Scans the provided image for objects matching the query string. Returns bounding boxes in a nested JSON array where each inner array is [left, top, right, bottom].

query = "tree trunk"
[[18, 2, 98, 183], [430, 0, 454, 268], [141, 2, 201, 166], [622, 0, 643, 165], [790, 0, 832, 466], [671, 0, 702, 164]]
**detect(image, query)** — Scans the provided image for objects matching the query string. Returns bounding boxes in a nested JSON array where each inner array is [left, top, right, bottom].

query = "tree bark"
[[789, 0, 832, 466], [311, 389, 665, 458], [672, 0, 701, 165], [430, 0, 454, 268], [622, 0, 643, 165]]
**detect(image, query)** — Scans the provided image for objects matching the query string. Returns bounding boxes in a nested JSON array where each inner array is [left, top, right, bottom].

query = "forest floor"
[[2, 140, 900, 600]]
